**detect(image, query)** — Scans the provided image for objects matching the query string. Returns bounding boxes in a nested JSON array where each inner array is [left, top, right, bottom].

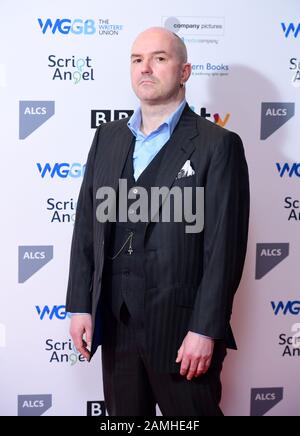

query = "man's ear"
[[181, 63, 192, 85]]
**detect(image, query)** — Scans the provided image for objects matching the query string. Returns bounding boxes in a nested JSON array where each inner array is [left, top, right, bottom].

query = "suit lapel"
[[100, 106, 199, 234], [149, 106, 198, 222], [99, 123, 133, 241], [106, 124, 134, 190]]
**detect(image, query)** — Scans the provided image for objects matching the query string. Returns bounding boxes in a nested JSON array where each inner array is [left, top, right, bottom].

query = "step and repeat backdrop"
[[0, 0, 299, 416]]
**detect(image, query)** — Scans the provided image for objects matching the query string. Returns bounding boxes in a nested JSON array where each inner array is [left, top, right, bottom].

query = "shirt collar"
[[127, 99, 186, 138]]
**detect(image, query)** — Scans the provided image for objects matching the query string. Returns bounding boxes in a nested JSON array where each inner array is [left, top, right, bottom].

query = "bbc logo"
[[87, 401, 106, 416], [91, 110, 134, 128]]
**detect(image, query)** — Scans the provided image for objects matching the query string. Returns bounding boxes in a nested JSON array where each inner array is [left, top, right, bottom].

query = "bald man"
[[66, 27, 249, 416]]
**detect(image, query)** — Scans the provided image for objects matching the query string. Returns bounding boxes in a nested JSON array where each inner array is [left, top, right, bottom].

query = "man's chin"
[[137, 93, 164, 105]]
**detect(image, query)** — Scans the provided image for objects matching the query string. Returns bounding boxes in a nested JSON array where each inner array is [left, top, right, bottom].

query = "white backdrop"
[[0, 0, 299, 416]]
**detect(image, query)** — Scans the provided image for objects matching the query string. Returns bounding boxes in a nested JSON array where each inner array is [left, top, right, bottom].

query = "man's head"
[[130, 27, 191, 105]]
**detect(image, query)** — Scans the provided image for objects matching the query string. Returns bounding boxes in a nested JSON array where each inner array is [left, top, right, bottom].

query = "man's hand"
[[176, 331, 214, 380], [69, 314, 92, 361]]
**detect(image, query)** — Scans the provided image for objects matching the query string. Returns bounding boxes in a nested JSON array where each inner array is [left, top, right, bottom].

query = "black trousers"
[[101, 303, 226, 417]]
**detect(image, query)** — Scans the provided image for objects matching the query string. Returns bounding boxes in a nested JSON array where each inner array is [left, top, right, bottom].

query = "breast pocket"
[[171, 175, 199, 224], [173, 174, 196, 188]]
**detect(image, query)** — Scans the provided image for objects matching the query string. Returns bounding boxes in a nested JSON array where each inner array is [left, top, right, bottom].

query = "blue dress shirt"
[[127, 99, 186, 181]]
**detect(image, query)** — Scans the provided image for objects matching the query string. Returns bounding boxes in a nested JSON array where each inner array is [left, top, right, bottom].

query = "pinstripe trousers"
[[101, 302, 226, 417]]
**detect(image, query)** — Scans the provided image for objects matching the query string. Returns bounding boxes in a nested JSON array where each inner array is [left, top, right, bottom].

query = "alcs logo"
[[281, 22, 300, 38], [38, 18, 96, 35]]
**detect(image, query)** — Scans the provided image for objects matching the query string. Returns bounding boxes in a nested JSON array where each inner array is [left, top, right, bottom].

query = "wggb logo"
[[281, 22, 300, 38], [38, 18, 124, 36], [37, 163, 86, 178], [276, 163, 300, 178], [271, 301, 300, 316], [36, 305, 71, 320], [38, 18, 96, 35]]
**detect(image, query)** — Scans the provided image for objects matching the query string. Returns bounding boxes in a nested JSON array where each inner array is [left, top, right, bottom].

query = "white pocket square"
[[176, 160, 195, 179]]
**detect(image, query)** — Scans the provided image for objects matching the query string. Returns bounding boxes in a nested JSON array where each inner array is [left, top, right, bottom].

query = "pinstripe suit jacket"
[[66, 104, 250, 371]]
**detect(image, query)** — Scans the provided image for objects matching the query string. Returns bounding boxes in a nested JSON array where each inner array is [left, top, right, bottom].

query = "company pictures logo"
[[38, 18, 123, 36], [48, 55, 94, 83], [260, 102, 295, 140], [19, 101, 54, 139], [255, 243, 289, 280], [18, 246, 53, 283], [163, 16, 224, 45]]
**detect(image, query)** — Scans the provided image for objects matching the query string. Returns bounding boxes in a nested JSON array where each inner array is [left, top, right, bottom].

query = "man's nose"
[[141, 58, 153, 74]]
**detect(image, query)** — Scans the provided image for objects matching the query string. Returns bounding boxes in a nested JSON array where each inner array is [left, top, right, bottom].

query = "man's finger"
[[76, 340, 91, 360], [86, 332, 92, 350], [196, 358, 211, 377], [176, 345, 184, 363], [180, 356, 190, 376], [186, 359, 199, 380]]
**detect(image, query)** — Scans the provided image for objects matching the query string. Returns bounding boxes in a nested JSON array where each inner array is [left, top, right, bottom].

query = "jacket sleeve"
[[188, 131, 250, 339], [66, 127, 101, 313]]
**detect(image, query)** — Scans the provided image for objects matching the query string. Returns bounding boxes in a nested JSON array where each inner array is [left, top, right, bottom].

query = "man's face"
[[130, 29, 186, 105]]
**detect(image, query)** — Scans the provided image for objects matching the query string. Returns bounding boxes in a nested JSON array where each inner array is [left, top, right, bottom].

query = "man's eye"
[[156, 57, 166, 62], [132, 58, 142, 63]]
